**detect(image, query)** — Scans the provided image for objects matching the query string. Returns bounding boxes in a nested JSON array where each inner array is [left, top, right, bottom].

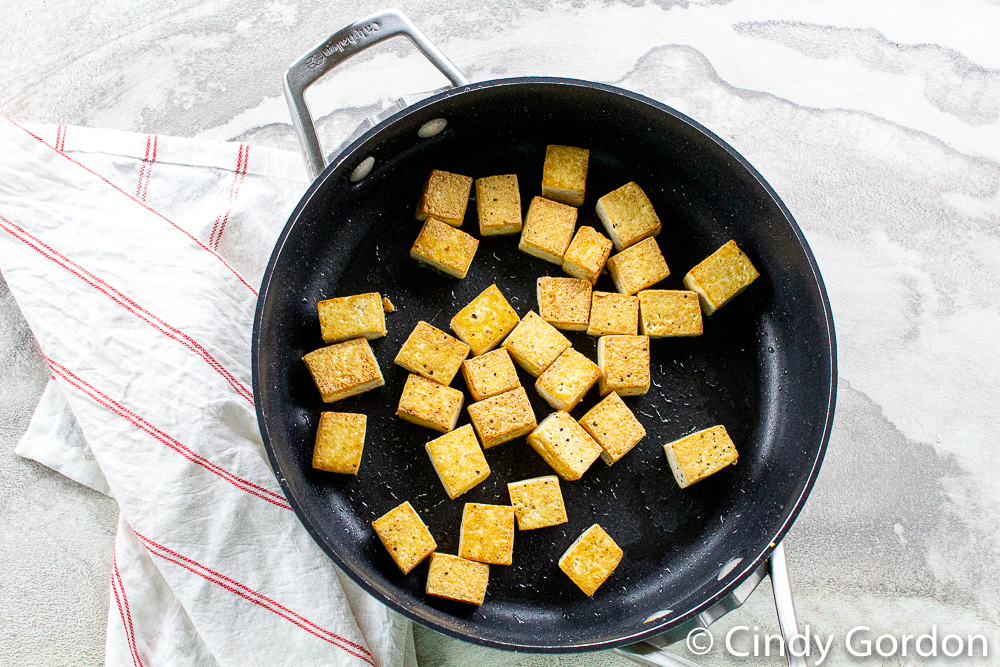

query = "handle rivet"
[[417, 118, 448, 138], [350, 156, 375, 182]]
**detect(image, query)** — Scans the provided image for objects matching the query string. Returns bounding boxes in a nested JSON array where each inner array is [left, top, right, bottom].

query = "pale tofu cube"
[[579, 392, 646, 465], [415, 169, 473, 226], [467, 387, 537, 449], [526, 411, 603, 481], [410, 217, 479, 279], [587, 291, 639, 336], [663, 425, 739, 489], [458, 503, 516, 565], [535, 348, 601, 412], [425, 424, 490, 499], [312, 412, 367, 474], [502, 311, 571, 377], [683, 240, 760, 316], [395, 321, 470, 385], [562, 226, 613, 284], [519, 196, 577, 264], [541, 145, 589, 207], [597, 335, 650, 397], [461, 348, 521, 402], [537, 276, 591, 331], [397, 374, 464, 433], [425, 553, 489, 605], [302, 338, 384, 403], [450, 284, 521, 356], [372, 501, 437, 574], [638, 289, 703, 337], [507, 475, 568, 530], [606, 237, 670, 295], [317, 292, 387, 344], [558, 524, 623, 596], [476, 174, 522, 236], [595, 182, 661, 251]]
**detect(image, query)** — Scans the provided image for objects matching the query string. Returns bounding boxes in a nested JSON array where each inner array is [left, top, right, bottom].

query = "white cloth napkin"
[[0, 117, 416, 667]]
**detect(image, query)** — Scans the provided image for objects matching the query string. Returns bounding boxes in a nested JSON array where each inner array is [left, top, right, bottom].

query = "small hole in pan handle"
[[283, 9, 469, 179]]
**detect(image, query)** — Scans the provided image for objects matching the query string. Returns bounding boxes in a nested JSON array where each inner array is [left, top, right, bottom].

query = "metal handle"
[[284, 8, 469, 178], [769, 541, 807, 667]]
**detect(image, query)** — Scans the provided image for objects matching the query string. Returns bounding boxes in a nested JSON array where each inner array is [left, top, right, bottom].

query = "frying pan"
[[252, 10, 836, 664]]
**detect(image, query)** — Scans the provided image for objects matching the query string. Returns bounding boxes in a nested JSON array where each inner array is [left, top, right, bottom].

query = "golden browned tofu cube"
[[664, 425, 739, 488], [537, 276, 591, 331], [459, 503, 516, 565], [415, 169, 473, 226], [562, 226, 613, 284], [395, 321, 470, 385], [507, 475, 568, 530], [476, 174, 522, 236], [317, 292, 386, 344], [587, 291, 639, 337], [372, 501, 437, 574], [303, 338, 385, 403], [502, 311, 571, 377], [425, 424, 490, 499], [461, 348, 520, 402], [579, 392, 646, 465], [535, 348, 601, 412], [527, 411, 603, 481], [606, 237, 670, 295], [518, 197, 577, 265], [450, 284, 520, 356], [312, 412, 367, 474], [467, 387, 537, 449], [638, 290, 703, 337], [410, 217, 479, 279], [541, 145, 589, 207], [558, 524, 623, 596], [597, 335, 650, 397], [683, 240, 760, 316], [397, 373, 464, 433], [595, 182, 661, 251], [425, 553, 489, 605]]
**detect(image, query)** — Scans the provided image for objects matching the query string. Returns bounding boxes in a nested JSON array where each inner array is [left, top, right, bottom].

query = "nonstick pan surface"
[[252, 78, 836, 652]]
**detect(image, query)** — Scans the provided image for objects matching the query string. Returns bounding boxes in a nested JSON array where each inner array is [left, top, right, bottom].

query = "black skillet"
[[252, 10, 836, 658]]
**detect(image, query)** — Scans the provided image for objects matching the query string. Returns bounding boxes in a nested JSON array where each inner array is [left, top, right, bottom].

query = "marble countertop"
[[2, 1, 999, 665]]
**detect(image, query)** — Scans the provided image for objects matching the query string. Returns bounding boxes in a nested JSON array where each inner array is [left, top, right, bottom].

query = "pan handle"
[[283, 8, 469, 178], [769, 542, 808, 667]]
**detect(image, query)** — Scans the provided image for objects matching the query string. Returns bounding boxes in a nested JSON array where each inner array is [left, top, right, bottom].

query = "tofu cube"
[[461, 348, 521, 402], [415, 169, 473, 226], [507, 475, 568, 530], [595, 182, 661, 251], [638, 289, 703, 337], [410, 217, 479, 279], [663, 425, 739, 489], [526, 411, 603, 481], [502, 311, 571, 377], [537, 276, 591, 331], [579, 392, 646, 465], [425, 553, 489, 605], [450, 284, 521, 356], [303, 338, 384, 403], [397, 373, 464, 433], [519, 197, 577, 265], [467, 387, 537, 449], [541, 145, 589, 207], [458, 503, 516, 565], [562, 226, 613, 284], [425, 424, 490, 499], [372, 501, 437, 574], [475, 174, 522, 236], [683, 240, 760, 316], [606, 237, 670, 295], [597, 335, 650, 397], [587, 291, 639, 336], [395, 321, 470, 385], [558, 524, 623, 597], [312, 412, 367, 474], [317, 292, 387, 344], [535, 348, 601, 412]]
